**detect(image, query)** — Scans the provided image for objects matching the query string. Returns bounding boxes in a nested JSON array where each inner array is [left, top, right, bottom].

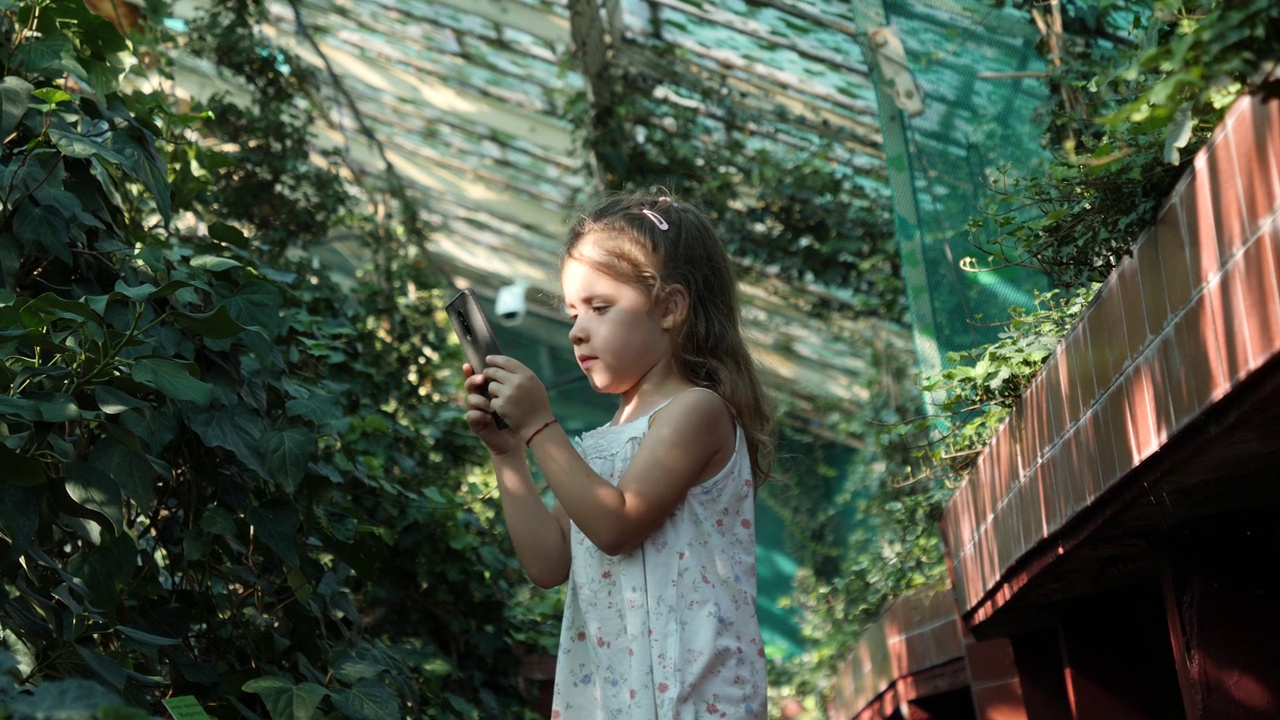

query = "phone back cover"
[[447, 289, 502, 372]]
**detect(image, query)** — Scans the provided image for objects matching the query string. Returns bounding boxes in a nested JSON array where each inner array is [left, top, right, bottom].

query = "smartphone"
[[446, 288, 508, 429]]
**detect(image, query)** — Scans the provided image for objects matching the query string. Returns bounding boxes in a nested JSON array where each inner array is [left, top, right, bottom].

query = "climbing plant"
[[0, 0, 545, 717], [972, 0, 1279, 287]]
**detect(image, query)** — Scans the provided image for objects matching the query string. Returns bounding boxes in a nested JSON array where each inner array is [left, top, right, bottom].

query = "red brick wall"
[[941, 85, 1280, 623]]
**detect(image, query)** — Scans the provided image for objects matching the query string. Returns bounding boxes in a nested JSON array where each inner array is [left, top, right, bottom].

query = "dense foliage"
[[0, 0, 546, 717]]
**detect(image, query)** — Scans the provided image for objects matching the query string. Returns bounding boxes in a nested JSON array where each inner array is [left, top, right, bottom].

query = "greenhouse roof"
[[169, 0, 1047, 424]]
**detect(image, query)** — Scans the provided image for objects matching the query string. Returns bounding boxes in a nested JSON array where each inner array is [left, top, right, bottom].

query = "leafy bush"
[[0, 0, 547, 717], [972, 0, 1279, 286]]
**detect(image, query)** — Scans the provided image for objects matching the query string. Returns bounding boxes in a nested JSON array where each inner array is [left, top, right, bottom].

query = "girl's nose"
[[568, 319, 586, 345]]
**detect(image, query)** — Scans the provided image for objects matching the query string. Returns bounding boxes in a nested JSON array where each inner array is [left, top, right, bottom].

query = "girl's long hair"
[[564, 192, 776, 485]]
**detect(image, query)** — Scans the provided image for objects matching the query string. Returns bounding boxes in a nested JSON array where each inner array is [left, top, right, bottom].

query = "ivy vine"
[[0, 0, 547, 717]]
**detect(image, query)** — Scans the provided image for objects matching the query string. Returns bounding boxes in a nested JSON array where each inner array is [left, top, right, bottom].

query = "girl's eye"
[[591, 305, 609, 314]]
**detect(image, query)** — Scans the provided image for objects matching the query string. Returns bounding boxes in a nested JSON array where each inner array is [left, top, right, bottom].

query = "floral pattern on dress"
[[551, 392, 767, 719]]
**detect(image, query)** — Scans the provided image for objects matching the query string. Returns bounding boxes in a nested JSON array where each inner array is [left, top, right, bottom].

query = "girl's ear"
[[660, 284, 690, 330]]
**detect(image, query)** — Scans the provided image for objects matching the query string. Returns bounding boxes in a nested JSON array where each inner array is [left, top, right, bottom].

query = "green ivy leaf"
[[169, 304, 252, 340], [332, 644, 393, 684], [13, 35, 88, 83], [208, 221, 249, 248], [246, 499, 300, 566], [48, 127, 130, 164], [74, 645, 129, 689], [0, 445, 44, 486], [65, 461, 123, 533], [260, 427, 316, 493], [112, 279, 162, 303], [0, 485, 38, 551], [187, 407, 270, 477], [286, 396, 341, 424], [200, 505, 237, 537], [116, 625, 182, 647], [190, 255, 244, 272], [224, 280, 284, 338], [105, 129, 171, 224], [0, 76, 34, 140], [0, 392, 81, 422], [242, 677, 329, 720], [88, 437, 157, 507], [4, 677, 121, 715], [132, 358, 214, 407], [13, 202, 71, 263], [94, 385, 150, 414], [25, 292, 101, 323], [331, 678, 400, 720], [30, 86, 72, 104]]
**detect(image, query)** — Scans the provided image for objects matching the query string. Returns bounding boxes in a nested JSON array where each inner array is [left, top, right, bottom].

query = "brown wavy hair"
[[564, 192, 776, 486]]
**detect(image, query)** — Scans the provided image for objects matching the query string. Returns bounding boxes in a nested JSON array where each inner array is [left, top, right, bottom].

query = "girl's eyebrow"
[[563, 293, 604, 309]]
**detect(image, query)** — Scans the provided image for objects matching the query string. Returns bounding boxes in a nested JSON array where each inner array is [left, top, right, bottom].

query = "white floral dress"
[[550, 391, 767, 719]]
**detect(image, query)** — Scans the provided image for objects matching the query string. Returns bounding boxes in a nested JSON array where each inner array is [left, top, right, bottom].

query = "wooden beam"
[[262, 24, 579, 157], [386, 0, 570, 46], [890, 0, 1035, 43], [658, 35, 878, 118], [311, 123, 571, 233], [348, 98, 580, 174], [283, 6, 566, 121], [739, 0, 862, 42], [349, 107, 580, 208], [646, 0, 869, 80], [614, 48, 885, 159], [619, 46, 884, 154], [329, 0, 562, 68]]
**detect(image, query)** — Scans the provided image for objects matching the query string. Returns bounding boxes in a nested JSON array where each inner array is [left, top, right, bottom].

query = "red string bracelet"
[[525, 418, 559, 447]]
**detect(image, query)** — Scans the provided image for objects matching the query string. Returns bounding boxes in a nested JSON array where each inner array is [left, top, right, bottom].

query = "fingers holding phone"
[[480, 356, 552, 438], [463, 362, 519, 454]]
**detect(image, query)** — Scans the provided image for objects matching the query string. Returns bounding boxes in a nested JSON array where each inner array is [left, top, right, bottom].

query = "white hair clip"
[[641, 209, 669, 230]]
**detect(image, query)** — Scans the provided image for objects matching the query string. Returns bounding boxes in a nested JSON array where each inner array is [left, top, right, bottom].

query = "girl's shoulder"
[[653, 386, 734, 426], [581, 387, 732, 446], [645, 387, 737, 454]]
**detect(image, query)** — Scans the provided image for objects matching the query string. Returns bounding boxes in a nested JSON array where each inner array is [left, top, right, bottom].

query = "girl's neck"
[[612, 359, 693, 426]]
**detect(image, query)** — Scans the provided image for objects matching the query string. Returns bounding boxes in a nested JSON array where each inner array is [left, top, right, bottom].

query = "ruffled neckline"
[[579, 390, 692, 445], [578, 407, 659, 445]]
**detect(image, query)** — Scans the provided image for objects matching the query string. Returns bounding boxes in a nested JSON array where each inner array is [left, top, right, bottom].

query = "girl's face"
[[561, 236, 674, 396]]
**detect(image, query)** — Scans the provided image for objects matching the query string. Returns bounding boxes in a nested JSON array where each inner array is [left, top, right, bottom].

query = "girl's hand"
[[482, 355, 555, 441], [463, 363, 519, 455]]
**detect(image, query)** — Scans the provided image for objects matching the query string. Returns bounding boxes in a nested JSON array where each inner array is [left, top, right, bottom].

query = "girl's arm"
[[528, 389, 735, 556], [462, 363, 571, 588], [489, 452, 572, 588]]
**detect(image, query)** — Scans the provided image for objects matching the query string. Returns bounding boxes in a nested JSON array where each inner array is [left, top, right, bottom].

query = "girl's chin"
[[584, 374, 624, 395]]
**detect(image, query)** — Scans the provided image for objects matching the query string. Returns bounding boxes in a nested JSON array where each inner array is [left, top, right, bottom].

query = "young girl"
[[462, 193, 774, 719]]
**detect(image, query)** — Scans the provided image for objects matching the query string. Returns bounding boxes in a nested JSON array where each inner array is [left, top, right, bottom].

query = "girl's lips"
[[577, 355, 598, 368]]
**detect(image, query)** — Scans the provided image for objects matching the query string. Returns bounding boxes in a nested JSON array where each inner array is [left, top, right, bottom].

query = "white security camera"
[[494, 281, 529, 326]]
